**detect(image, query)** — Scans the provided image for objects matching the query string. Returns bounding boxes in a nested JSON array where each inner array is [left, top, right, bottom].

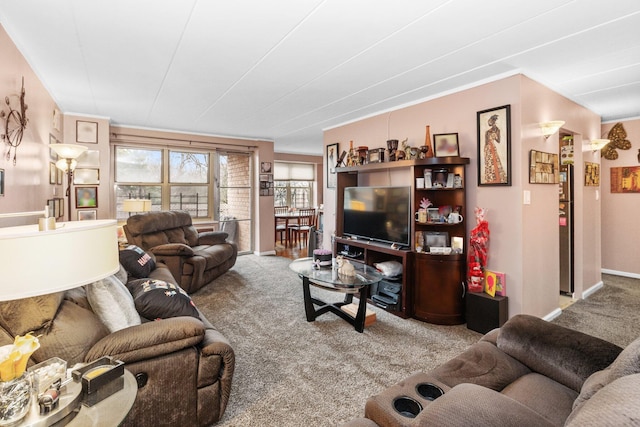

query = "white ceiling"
[[1, 0, 639, 155]]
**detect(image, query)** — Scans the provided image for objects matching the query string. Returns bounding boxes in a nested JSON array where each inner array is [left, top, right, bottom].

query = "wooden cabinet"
[[335, 157, 470, 324]]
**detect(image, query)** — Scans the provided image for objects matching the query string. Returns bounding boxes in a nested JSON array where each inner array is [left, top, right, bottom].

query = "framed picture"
[[77, 209, 97, 221], [75, 186, 98, 208], [47, 199, 56, 218], [584, 162, 600, 186], [477, 105, 511, 186], [529, 150, 559, 184], [77, 150, 100, 168], [49, 162, 57, 184], [55, 197, 64, 218], [57, 168, 64, 185], [425, 231, 449, 248], [0, 168, 5, 196], [76, 120, 98, 143], [49, 134, 59, 161], [260, 162, 272, 173], [485, 270, 506, 296], [610, 166, 640, 193], [73, 168, 100, 185], [433, 133, 459, 157], [327, 143, 338, 188]]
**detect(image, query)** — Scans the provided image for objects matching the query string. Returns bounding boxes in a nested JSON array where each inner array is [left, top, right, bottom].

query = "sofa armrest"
[[149, 243, 195, 257], [197, 231, 228, 246], [417, 383, 556, 427], [86, 316, 205, 363], [497, 315, 623, 392]]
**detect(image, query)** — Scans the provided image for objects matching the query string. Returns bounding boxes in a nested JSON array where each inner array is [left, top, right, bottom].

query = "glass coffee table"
[[289, 257, 383, 332]]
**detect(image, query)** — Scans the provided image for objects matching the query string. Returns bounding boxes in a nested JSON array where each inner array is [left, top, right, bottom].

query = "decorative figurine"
[[468, 207, 489, 293], [335, 255, 356, 277]]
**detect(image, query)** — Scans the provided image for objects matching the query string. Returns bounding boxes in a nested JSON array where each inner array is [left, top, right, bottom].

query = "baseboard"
[[601, 269, 640, 279], [543, 308, 562, 322], [254, 250, 277, 256], [582, 281, 604, 299]]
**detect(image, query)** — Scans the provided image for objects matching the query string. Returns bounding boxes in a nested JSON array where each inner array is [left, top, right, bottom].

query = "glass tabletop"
[[289, 257, 383, 290]]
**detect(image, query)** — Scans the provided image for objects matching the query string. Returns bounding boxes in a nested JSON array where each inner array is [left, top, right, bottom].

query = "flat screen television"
[[343, 186, 411, 247]]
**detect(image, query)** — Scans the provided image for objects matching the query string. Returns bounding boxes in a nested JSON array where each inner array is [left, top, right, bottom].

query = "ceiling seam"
[[144, 0, 199, 125], [269, 2, 634, 131], [70, 1, 99, 115], [194, 0, 327, 122]]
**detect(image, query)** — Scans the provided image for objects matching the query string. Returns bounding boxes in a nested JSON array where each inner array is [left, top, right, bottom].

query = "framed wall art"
[[49, 162, 57, 184], [76, 186, 98, 208], [433, 133, 459, 157], [78, 209, 97, 221], [0, 168, 4, 196], [610, 166, 640, 193], [326, 143, 338, 188], [260, 162, 272, 173], [584, 162, 600, 186], [73, 168, 100, 185], [76, 120, 98, 143], [529, 150, 559, 184], [477, 105, 511, 186], [77, 150, 100, 168]]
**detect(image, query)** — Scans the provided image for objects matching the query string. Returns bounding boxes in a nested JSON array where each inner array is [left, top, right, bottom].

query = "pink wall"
[[601, 118, 640, 277], [0, 24, 64, 225], [324, 74, 602, 319]]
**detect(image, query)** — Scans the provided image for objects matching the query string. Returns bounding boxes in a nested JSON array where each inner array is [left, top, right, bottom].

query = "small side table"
[[466, 292, 508, 334]]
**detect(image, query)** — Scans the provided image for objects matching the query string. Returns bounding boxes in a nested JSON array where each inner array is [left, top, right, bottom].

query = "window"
[[114, 147, 210, 221], [274, 162, 315, 208]]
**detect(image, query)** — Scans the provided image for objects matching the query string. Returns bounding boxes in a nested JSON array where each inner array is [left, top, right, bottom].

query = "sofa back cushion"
[[124, 211, 199, 250], [0, 293, 64, 335], [497, 315, 622, 392]]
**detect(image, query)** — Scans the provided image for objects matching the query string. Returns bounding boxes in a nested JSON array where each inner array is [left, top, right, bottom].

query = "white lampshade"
[[49, 143, 88, 160], [588, 139, 610, 151], [0, 220, 119, 301], [122, 199, 152, 213], [55, 158, 78, 172]]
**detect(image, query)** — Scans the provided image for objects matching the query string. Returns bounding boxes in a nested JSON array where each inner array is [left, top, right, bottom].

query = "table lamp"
[[122, 199, 152, 216], [0, 218, 119, 425]]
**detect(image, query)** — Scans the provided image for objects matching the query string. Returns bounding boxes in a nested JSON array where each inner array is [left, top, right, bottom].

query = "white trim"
[[254, 250, 277, 256], [601, 268, 640, 279], [543, 308, 562, 321], [582, 281, 604, 299]]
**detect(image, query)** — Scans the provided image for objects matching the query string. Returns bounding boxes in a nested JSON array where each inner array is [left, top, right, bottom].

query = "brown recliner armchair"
[[0, 263, 234, 427], [124, 211, 237, 293]]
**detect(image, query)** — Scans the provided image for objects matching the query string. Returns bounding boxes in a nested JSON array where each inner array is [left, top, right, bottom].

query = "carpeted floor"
[[191, 256, 640, 427]]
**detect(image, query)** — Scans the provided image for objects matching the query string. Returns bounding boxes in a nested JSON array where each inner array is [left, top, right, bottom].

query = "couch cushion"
[[565, 373, 640, 426], [0, 293, 64, 335], [120, 245, 156, 278], [126, 278, 199, 320], [86, 275, 141, 333], [431, 341, 531, 391], [192, 244, 233, 269], [500, 372, 577, 426], [497, 315, 622, 392], [570, 336, 640, 415]]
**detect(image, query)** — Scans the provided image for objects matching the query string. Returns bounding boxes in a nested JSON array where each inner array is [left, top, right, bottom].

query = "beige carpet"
[[191, 256, 640, 426]]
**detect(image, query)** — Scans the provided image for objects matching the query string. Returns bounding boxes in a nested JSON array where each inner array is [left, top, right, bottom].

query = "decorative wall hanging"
[[0, 168, 4, 196], [584, 162, 600, 186], [259, 173, 273, 196], [529, 150, 559, 184], [76, 120, 98, 144], [610, 166, 640, 193], [433, 133, 460, 157], [76, 186, 98, 208], [326, 143, 338, 188], [1, 77, 28, 165], [601, 123, 631, 160], [477, 105, 511, 186]]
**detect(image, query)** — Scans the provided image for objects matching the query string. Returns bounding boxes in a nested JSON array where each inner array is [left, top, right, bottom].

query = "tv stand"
[[334, 237, 411, 318]]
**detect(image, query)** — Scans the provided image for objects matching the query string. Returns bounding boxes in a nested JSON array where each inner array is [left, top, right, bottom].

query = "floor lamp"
[[49, 144, 88, 221]]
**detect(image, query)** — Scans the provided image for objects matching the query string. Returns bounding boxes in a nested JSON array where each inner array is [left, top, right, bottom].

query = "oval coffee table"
[[289, 257, 382, 332]]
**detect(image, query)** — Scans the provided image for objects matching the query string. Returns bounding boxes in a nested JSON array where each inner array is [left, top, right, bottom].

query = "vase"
[[424, 125, 434, 158], [0, 373, 32, 426]]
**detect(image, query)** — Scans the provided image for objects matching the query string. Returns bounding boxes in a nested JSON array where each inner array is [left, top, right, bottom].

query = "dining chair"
[[275, 206, 288, 245], [288, 208, 316, 248]]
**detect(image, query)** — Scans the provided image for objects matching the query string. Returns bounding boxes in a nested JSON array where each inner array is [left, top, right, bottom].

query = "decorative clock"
[[1, 77, 28, 165]]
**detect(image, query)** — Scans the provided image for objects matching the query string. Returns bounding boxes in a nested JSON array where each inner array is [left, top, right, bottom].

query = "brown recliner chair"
[[0, 263, 234, 427], [124, 211, 237, 293]]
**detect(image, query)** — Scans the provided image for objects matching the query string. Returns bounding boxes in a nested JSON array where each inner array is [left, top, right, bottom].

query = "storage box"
[[340, 303, 376, 327], [72, 356, 124, 406]]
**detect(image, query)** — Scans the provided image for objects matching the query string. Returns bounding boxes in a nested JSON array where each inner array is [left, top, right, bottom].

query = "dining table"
[[275, 210, 313, 247]]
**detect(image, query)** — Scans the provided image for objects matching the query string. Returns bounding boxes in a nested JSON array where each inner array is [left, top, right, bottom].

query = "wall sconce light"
[[588, 139, 610, 153], [49, 143, 88, 221], [539, 121, 565, 139]]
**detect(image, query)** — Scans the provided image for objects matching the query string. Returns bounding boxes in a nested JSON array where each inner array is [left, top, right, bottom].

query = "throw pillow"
[[126, 279, 200, 320], [119, 245, 156, 278], [86, 275, 141, 333]]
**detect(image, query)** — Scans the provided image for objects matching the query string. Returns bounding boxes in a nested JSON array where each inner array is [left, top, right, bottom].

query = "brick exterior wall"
[[220, 154, 252, 252]]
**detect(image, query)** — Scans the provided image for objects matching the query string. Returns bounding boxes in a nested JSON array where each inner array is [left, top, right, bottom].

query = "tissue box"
[[72, 356, 124, 406]]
